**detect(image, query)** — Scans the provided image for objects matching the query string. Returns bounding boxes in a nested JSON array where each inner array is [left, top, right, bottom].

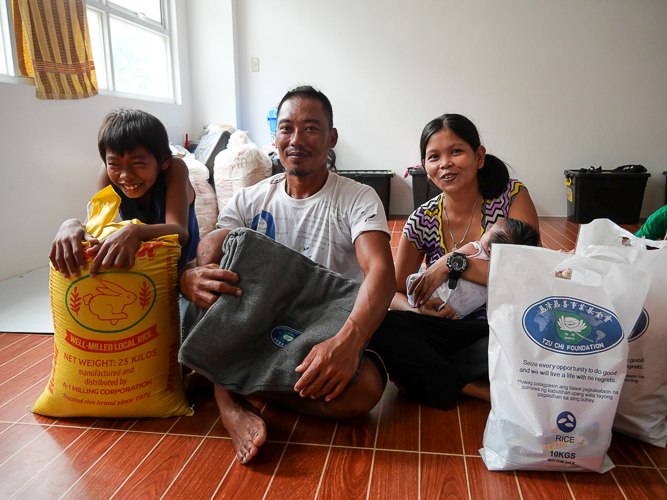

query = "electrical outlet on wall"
[[251, 57, 260, 72]]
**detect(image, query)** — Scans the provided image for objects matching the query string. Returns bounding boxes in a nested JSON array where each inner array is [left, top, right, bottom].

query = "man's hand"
[[408, 255, 450, 307], [49, 219, 99, 278], [418, 298, 458, 319], [294, 335, 361, 402], [179, 263, 242, 309]]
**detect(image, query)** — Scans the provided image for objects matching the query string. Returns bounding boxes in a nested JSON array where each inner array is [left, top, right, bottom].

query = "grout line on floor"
[[561, 472, 576, 500], [456, 398, 472, 500], [108, 417, 182, 500], [638, 441, 667, 484], [313, 420, 339, 500], [0, 418, 59, 469], [418, 403, 422, 500], [261, 413, 301, 500], [609, 469, 630, 500], [56, 419, 138, 500], [0, 353, 53, 389], [209, 454, 238, 500], [514, 472, 525, 500], [159, 415, 221, 500], [0, 374, 49, 412], [0, 336, 51, 369], [365, 386, 385, 500], [0, 334, 29, 353], [8, 422, 96, 500]]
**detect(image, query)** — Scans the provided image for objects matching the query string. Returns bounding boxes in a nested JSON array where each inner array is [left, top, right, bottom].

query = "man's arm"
[[293, 230, 396, 401], [179, 228, 242, 309]]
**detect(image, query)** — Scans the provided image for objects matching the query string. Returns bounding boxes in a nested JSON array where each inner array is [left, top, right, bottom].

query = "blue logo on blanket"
[[522, 297, 623, 355], [271, 326, 302, 348], [556, 411, 577, 433], [628, 308, 649, 343]]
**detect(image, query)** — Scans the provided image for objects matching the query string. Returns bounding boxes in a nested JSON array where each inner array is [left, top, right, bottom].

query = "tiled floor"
[[1, 217, 666, 500]]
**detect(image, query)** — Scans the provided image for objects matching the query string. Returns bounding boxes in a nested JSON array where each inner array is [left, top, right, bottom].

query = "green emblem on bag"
[[554, 311, 592, 345]]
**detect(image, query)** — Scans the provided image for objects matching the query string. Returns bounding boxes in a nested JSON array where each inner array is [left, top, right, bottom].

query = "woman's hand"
[[418, 298, 459, 319], [49, 219, 99, 278], [408, 255, 450, 307]]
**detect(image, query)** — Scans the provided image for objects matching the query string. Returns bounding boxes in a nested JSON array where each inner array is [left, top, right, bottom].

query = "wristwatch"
[[447, 252, 468, 290]]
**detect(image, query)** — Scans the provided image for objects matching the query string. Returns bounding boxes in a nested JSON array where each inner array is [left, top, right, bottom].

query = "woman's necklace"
[[443, 192, 480, 251]]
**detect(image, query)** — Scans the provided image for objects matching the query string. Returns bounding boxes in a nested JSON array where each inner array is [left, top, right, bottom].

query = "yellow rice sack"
[[33, 186, 193, 418]]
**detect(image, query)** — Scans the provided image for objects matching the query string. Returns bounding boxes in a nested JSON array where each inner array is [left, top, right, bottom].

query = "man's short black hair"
[[489, 218, 541, 250], [277, 85, 334, 130], [98, 109, 172, 165]]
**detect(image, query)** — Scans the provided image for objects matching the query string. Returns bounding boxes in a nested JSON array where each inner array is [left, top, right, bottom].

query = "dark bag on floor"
[[178, 228, 362, 393]]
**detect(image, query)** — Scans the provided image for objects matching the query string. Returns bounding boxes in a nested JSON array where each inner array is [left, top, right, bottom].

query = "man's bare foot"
[[214, 385, 266, 464]]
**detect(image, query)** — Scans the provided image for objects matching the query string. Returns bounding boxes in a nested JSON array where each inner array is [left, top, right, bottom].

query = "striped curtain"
[[14, 0, 98, 99]]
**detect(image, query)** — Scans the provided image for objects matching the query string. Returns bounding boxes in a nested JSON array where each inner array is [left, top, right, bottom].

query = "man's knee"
[[329, 359, 385, 418]]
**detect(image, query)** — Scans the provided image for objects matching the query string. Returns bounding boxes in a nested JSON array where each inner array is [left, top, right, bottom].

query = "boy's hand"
[[49, 219, 99, 278], [89, 224, 141, 278]]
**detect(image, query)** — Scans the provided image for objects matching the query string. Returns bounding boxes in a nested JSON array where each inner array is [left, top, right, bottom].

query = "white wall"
[[185, 0, 239, 135], [233, 0, 667, 216], [0, 0, 193, 281]]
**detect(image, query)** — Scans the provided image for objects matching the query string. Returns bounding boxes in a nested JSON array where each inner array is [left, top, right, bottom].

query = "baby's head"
[[481, 218, 540, 255], [98, 109, 172, 199]]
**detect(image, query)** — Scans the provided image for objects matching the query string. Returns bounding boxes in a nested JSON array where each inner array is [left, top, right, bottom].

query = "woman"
[[368, 113, 539, 409]]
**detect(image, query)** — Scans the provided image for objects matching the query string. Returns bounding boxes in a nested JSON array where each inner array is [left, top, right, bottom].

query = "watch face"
[[447, 253, 468, 272]]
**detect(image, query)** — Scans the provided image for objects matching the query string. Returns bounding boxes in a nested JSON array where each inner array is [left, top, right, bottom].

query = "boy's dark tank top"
[[112, 169, 200, 271]]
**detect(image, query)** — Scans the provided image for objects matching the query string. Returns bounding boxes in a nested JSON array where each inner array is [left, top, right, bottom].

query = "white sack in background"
[[182, 155, 219, 238], [214, 131, 272, 213]]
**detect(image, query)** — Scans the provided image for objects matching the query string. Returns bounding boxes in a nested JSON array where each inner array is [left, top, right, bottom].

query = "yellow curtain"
[[14, 0, 98, 99]]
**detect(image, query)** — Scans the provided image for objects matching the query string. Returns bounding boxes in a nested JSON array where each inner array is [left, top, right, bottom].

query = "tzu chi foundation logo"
[[522, 297, 623, 355]]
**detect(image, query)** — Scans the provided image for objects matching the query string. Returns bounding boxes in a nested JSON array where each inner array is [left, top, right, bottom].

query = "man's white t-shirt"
[[216, 172, 390, 281]]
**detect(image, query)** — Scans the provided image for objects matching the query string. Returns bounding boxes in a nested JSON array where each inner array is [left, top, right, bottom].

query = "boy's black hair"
[[98, 109, 172, 165], [489, 218, 541, 250]]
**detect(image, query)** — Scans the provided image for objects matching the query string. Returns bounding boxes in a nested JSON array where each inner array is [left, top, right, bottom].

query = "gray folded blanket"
[[178, 228, 362, 394]]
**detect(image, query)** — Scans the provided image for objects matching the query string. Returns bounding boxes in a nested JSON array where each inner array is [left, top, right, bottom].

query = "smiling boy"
[[50, 109, 199, 278]]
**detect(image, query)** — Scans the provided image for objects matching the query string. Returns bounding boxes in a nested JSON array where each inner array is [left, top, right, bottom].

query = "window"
[[87, 0, 175, 100], [0, 0, 177, 102]]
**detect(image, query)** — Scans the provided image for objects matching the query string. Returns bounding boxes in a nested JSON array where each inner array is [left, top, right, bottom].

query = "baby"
[[407, 218, 540, 317]]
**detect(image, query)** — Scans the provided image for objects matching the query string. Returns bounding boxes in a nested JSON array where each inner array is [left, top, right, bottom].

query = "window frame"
[[0, 0, 180, 104]]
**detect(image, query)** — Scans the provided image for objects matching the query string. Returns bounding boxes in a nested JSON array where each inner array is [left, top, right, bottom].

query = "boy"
[[407, 218, 540, 317], [50, 109, 199, 278]]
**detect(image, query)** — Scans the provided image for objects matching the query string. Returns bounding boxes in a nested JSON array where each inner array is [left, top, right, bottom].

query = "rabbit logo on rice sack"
[[523, 297, 623, 355], [67, 273, 156, 333]]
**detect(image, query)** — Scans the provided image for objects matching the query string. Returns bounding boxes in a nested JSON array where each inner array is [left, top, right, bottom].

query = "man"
[[179, 86, 395, 464]]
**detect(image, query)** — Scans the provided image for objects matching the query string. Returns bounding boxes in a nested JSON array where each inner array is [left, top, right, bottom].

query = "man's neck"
[[284, 168, 329, 199]]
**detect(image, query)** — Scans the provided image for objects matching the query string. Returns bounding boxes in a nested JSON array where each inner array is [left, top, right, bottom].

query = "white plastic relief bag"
[[480, 245, 651, 473], [576, 218, 667, 447]]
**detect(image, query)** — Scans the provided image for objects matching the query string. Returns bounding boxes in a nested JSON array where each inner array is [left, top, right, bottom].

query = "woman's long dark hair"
[[419, 113, 509, 200]]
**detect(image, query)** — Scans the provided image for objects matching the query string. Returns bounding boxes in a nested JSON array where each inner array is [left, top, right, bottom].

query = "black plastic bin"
[[564, 170, 650, 224], [408, 168, 441, 210], [337, 170, 394, 218]]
